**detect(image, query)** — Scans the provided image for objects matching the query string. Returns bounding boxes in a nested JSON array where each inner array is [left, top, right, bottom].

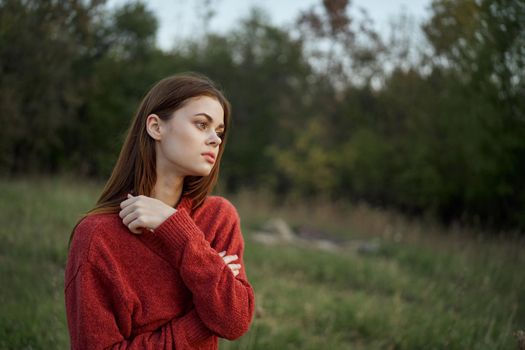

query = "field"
[[0, 177, 523, 349]]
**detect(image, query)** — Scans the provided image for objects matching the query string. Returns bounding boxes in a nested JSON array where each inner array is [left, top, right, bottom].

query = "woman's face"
[[150, 95, 225, 178]]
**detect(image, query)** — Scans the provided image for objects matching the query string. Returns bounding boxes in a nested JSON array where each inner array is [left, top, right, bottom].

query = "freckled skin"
[[156, 96, 225, 178]]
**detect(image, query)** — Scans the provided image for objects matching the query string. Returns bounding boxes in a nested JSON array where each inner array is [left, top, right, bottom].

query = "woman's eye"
[[196, 121, 224, 138], [196, 122, 208, 129]]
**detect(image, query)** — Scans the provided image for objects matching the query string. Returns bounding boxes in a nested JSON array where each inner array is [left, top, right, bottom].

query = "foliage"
[[0, 0, 105, 173], [0, 0, 524, 231]]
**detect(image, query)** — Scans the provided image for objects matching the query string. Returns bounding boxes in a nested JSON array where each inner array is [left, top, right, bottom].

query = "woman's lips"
[[202, 154, 215, 164]]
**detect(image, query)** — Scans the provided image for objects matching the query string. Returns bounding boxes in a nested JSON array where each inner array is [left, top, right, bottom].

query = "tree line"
[[1, 0, 524, 232]]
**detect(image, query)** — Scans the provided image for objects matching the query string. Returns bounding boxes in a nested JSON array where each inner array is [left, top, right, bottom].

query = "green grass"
[[0, 177, 523, 349]]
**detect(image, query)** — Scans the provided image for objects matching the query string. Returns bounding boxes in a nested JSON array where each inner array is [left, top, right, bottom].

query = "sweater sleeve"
[[139, 199, 255, 340], [65, 261, 213, 349]]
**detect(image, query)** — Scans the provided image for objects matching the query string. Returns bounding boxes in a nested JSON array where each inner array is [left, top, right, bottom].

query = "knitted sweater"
[[64, 195, 255, 349]]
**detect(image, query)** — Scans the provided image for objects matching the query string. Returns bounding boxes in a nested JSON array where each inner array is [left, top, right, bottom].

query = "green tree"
[[0, 0, 106, 173], [422, 0, 525, 227], [174, 9, 314, 192], [67, 2, 180, 176]]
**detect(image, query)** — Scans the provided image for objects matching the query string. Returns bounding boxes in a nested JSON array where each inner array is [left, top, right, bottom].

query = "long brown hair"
[[69, 72, 231, 245]]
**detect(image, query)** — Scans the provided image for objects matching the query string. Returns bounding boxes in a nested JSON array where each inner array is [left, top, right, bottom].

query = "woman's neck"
[[151, 173, 184, 208]]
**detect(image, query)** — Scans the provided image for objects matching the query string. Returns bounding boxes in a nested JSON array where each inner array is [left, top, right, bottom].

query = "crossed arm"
[[119, 194, 241, 277], [65, 195, 255, 349]]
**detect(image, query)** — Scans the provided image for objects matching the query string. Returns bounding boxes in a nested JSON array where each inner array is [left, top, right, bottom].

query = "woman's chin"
[[189, 167, 213, 177]]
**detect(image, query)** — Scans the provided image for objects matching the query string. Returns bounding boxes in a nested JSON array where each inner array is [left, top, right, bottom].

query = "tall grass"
[[0, 177, 523, 349]]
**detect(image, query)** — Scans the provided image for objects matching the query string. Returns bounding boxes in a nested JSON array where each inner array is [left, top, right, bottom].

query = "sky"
[[107, 0, 432, 50]]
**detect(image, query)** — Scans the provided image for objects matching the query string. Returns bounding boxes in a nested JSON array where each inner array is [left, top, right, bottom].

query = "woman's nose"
[[208, 132, 222, 146]]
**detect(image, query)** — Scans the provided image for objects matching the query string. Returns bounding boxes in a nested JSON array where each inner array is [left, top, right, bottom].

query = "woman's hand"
[[119, 194, 176, 234], [219, 251, 241, 277]]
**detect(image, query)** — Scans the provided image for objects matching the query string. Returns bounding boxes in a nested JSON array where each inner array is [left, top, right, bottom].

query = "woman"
[[65, 73, 255, 349]]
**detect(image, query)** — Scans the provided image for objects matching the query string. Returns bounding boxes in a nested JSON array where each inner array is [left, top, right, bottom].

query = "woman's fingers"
[[122, 211, 140, 226], [222, 254, 238, 264], [219, 252, 240, 277], [119, 194, 176, 233], [119, 204, 137, 219], [128, 217, 145, 234], [119, 198, 146, 218], [227, 264, 240, 276], [119, 194, 138, 209]]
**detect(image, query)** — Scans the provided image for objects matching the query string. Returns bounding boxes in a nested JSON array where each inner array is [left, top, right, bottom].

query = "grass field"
[[0, 177, 523, 349]]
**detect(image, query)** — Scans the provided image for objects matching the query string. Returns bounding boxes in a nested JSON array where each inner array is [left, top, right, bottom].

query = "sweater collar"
[[176, 195, 193, 212]]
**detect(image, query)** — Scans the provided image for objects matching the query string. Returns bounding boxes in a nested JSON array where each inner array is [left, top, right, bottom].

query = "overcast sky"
[[107, 0, 432, 50]]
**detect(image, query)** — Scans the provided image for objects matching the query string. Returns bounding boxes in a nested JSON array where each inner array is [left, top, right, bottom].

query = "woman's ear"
[[146, 114, 162, 140]]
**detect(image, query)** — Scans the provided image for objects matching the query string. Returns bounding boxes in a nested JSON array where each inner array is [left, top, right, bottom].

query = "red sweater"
[[64, 195, 255, 349]]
